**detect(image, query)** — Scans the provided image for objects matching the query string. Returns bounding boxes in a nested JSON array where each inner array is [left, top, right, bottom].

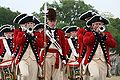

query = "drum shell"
[[67, 61, 81, 79], [0, 60, 15, 80]]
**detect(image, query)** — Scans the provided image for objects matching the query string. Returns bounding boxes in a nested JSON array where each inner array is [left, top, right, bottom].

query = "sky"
[[0, 0, 120, 18]]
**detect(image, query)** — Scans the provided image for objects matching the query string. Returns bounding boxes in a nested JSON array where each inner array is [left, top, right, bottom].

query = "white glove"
[[62, 60, 66, 64]]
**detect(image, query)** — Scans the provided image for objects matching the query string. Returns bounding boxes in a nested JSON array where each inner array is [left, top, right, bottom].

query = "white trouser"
[[45, 53, 62, 80], [88, 59, 107, 80], [18, 57, 38, 80]]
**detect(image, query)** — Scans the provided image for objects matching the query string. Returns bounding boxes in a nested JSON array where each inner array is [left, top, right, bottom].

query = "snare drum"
[[0, 60, 15, 80], [67, 60, 81, 79]]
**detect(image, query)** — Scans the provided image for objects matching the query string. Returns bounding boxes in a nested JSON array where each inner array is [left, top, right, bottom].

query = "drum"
[[67, 60, 81, 80], [0, 60, 15, 80]]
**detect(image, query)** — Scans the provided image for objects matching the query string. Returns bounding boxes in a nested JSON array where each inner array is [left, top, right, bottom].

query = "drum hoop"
[[67, 60, 79, 66], [0, 60, 12, 68]]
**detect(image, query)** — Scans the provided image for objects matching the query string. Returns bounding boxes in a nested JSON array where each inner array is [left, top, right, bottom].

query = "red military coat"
[[0, 37, 14, 61], [76, 28, 88, 65], [13, 28, 21, 52], [40, 29, 66, 67], [65, 36, 81, 62], [83, 31, 117, 66], [14, 31, 43, 65], [0, 39, 6, 57]]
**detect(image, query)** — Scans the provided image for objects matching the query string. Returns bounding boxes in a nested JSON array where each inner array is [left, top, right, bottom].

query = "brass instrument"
[[27, 27, 33, 34], [21, 26, 34, 35], [99, 25, 105, 33]]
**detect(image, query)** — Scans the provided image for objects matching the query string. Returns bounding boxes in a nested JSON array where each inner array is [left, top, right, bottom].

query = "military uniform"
[[0, 38, 6, 60], [75, 11, 97, 80], [83, 15, 117, 80], [0, 24, 14, 79], [0, 24, 14, 61], [40, 28, 66, 80], [12, 13, 28, 58], [13, 15, 42, 80], [77, 10, 97, 64], [40, 8, 66, 80], [64, 26, 83, 79]]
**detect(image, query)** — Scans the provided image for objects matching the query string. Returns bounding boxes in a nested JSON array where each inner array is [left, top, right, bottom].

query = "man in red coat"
[[0, 24, 14, 61], [65, 26, 82, 79], [40, 8, 66, 80], [76, 11, 97, 80], [14, 15, 43, 80], [12, 13, 28, 57], [83, 15, 117, 80], [77, 10, 97, 66], [0, 24, 14, 79]]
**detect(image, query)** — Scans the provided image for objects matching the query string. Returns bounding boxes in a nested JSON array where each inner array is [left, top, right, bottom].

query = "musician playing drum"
[[0, 24, 14, 79], [83, 15, 117, 80], [65, 26, 82, 79]]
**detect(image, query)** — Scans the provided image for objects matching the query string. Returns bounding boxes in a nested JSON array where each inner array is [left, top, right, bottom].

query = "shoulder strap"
[[46, 30, 63, 56], [2, 38, 12, 56], [68, 38, 79, 57]]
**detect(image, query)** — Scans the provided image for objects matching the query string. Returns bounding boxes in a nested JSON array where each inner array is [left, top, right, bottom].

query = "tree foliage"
[[0, 6, 20, 27], [108, 18, 120, 53], [38, 0, 95, 28], [0, 0, 120, 54], [36, 0, 120, 54]]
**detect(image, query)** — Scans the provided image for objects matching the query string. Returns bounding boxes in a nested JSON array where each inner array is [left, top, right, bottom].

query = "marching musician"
[[77, 10, 97, 64], [0, 24, 14, 61], [76, 10, 97, 80], [0, 24, 14, 79], [12, 13, 28, 58], [65, 26, 82, 79], [83, 15, 117, 80], [62, 26, 70, 38], [13, 15, 43, 80], [61, 26, 70, 80], [40, 8, 66, 80]]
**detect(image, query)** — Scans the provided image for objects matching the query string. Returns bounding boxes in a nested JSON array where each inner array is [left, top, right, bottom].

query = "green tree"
[[38, 0, 95, 28], [36, 0, 120, 54], [0, 6, 20, 27], [108, 18, 120, 54]]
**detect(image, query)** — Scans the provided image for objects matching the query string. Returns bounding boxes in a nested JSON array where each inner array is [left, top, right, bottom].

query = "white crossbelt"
[[2, 38, 12, 56], [68, 38, 79, 57], [46, 30, 63, 56]]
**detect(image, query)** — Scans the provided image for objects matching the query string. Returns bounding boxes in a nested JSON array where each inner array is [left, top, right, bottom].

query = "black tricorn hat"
[[34, 23, 44, 31], [65, 26, 77, 33], [18, 16, 40, 24], [62, 26, 69, 32], [0, 24, 14, 33], [13, 13, 27, 24], [34, 23, 49, 31], [47, 8, 57, 21], [86, 15, 109, 26], [80, 10, 97, 21]]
